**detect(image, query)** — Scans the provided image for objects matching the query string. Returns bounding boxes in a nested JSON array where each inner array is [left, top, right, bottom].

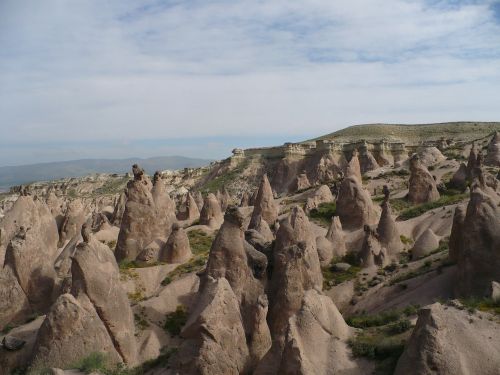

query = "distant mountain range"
[[0, 156, 212, 190]]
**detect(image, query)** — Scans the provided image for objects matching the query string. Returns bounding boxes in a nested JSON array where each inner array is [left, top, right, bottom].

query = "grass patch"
[[347, 305, 420, 328], [188, 229, 214, 255], [119, 260, 164, 269], [309, 202, 337, 226], [459, 297, 500, 315], [399, 235, 413, 246], [322, 264, 361, 290], [202, 159, 250, 193], [164, 305, 188, 336], [93, 176, 129, 196], [396, 193, 467, 220]]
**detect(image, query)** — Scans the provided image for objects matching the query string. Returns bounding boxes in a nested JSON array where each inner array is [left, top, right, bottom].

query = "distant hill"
[[313, 122, 500, 144], [0, 156, 211, 190]]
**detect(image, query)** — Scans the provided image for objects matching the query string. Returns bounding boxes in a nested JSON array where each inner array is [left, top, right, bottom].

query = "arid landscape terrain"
[[1, 122, 499, 375]]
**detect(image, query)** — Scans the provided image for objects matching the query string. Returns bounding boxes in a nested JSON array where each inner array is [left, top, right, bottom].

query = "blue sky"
[[1, 0, 499, 166]]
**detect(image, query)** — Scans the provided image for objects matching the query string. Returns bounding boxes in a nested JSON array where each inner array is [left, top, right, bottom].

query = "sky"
[[1, 0, 500, 166]]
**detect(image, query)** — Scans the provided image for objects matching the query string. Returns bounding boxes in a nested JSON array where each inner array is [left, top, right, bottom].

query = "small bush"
[[386, 319, 412, 334], [309, 202, 337, 226], [399, 235, 413, 245], [459, 298, 500, 315], [164, 305, 188, 336], [73, 352, 108, 374], [397, 194, 468, 220], [347, 310, 401, 328]]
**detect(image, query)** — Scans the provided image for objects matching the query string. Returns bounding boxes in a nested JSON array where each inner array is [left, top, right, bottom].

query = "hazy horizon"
[[1, 0, 500, 165]]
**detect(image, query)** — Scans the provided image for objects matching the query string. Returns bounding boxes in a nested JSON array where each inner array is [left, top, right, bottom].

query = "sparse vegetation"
[[188, 229, 214, 255], [396, 193, 467, 220], [399, 235, 413, 246], [309, 202, 337, 226], [93, 176, 129, 196], [322, 264, 361, 290], [202, 159, 250, 193], [459, 298, 500, 315], [164, 305, 188, 336]]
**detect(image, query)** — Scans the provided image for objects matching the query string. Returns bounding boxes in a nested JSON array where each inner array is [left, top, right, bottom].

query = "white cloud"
[[0, 0, 499, 163]]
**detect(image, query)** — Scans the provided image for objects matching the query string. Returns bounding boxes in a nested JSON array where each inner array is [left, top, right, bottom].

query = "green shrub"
[[386, 319, 412, 334], [347, 310, 402, 328], [459, 297, 500, 315], [73, 352, 108, 374], [399, 235, 413, 245], [187, 230, 214, 255], [322, 264, 361, 290], [397, 194, 468, 220], [164, 305, 188, 336]]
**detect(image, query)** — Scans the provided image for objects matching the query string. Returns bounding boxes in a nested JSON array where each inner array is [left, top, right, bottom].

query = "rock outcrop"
[[251, 174, 279, 226], [359, 225, 387, 268], [454, 180, 500, 297], [448, 204, 466, 263], [160, 224, 192, 263], [199, 193, 224, 228], [449, 163, 468, 191], [336, 175, 378, 231], [395, 303, 500, 375], [325, 216, 347, 258], [111, 189, 127, 226], [115, 165, 175, 262], [304, 185, 334, 214], [58, 199, 86, 248], [292, 172, 311, 192], [485, 131, 500, 166], [411, 228, 440, 259], [408, 154, 440, 204], [376, 186, 403, 257], [31, 225, 137, 368], [346, 149, 362, 180], [182, 192, 200, 223], [359, 149, 380, 174]]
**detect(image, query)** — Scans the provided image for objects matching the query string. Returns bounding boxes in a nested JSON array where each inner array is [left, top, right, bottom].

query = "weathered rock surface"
[[359, 149, 380, 174], [115, 166, 175, 262], [325, 216, 347, 258], [292, 172, 311, 192], [111, 189, 127, 226], [411, 228, 440, 259], [199, 193, 224, 228], [376, 187, 403, 257], [160, 224, 192, 263], [448, 204, 466, 263], [336, 176, 379, 230], [58, 199, 86, 248], [485, 131, 500, 166], [395, 303, 500, 375], [346, 149, 362, 181], [278, 289, 355, 375], [177, 277, 250, 375], [304, 185, 334, 213], [449, 163, 468, 191], [359, 225, 387, 268], [0, 265, 31, 329], [408, 154, 440, 204], [250, 174, 278, 226]]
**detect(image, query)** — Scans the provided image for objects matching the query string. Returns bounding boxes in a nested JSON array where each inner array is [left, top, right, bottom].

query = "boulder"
[[199, 193, 224, 228], [250, 174, 279, 226], [395, 303, 500, 375], [411, 228, 440, 259], [408, 154, 440, 204], [160, 224, 192, 264]]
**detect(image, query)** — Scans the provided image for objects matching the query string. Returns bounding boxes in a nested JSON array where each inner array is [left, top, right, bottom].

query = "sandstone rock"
[[416, 146, 445, 166], [449, 163, 468, 191], [115, 165, 175, 262], [268, 206, 322, 342], [111, 189, 127, 226], [408, 154, 440, 204], [346, 149, 362, 180], [359, 149, 380, 174], [333, 263, 351, 272], [316, 236, 334, 267], [455, 183, 500, 297], [181, 192, 200, 222], [69, 226, 137, 364], [251, 174, 279, 226], [278, 289, 354, 375], [411, 228, 440, 259], [199, 193, 224, 228], [193, 191, 204, 212], [360, 225, 387, 268], [292, 172, 311, 192], [485, 131, 500, 166], [336, 176, 379, 230], [0, 265, 31, 329], [218, 187, 232, 213], [45, 188, 64, 230], [395, 303, 500, 375], [240, 191, 250, 207], [2, 335, 26, 351], [376, 186, 403, 257], [248, 214, 274, 243], [30, 293, 122, 369], [177, 277, 250, 375], [325, 216, 347, 258], [160, 224, 192, 264], [304, 185, 334, 213], [448, 205, 466, 263], [58, 199, 86, 248], [245, 229, 272, 254]]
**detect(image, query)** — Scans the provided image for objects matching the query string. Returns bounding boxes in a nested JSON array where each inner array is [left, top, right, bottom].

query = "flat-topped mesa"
[[454, 179, 500, 297], [251, 174, 279, 226], [485, 131, 500, 166], [336, 173, 379, 231], [199, 193, 224, 228], [376, 186, 403, 257], [115, 165, 176, 263], [408, 153, 440, 204], [159, 223, 192, 264]]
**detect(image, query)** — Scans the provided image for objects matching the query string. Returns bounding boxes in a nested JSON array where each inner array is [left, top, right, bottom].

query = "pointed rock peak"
[[251, 174, 278, 225], [346, 149, 362, 180], [132, 164, 145, 181], [153, 170, 161, 185], [81, 222, 91, 243], [199, 193, 224, 228]]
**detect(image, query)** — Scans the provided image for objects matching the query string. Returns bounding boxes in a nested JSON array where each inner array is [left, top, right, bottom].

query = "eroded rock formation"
[[408, 154, 440, 204]]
